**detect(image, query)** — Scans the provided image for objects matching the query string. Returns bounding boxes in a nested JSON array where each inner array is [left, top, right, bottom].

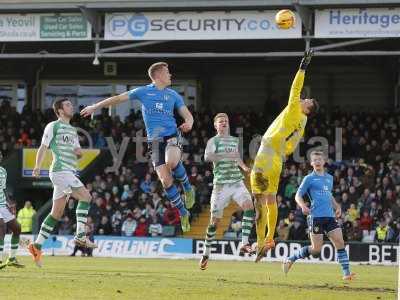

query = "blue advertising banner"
[[17, 235, 193, 258]]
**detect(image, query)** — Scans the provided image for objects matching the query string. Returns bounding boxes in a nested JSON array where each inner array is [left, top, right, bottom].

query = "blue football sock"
[[172, 162, 192, 192], [165, 184, 187, 216], [289, 246, 310, 262], [337, 248, 350, 276]]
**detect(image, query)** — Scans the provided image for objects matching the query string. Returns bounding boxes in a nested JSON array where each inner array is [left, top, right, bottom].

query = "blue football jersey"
[[128, 84, 185, 140], [297, 171, 334, 218]]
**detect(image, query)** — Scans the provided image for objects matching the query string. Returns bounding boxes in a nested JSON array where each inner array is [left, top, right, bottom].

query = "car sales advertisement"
[[0, 13, 91, 41]]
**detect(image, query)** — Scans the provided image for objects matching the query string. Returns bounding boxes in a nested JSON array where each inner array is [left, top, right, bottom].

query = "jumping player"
[[81, 62, 195, 232], [251, 49, 319, 262]]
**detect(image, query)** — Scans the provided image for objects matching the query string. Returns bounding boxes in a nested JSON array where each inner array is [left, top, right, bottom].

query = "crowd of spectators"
[[1, 99, 400, 243]]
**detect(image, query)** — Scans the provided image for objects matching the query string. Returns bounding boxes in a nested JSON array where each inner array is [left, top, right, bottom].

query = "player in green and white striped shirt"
[[28, 98, 96, 267], [0, 151, 25, 269], [199, 113, 255, 270]]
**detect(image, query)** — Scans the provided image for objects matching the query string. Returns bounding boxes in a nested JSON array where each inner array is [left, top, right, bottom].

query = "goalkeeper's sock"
[[241, 210, 255, 245], [76, 201, 90, 238], [337, 248, 351, 276], [35, 214, 58, 250], [255, 203, 268, 247], [289, 246, 310, 262], [10, 235, 19, 258], [165, 184, 187, 216], [172, 162, 192, 192], [266, 201, 278, 241], [204, 224, 216, 257]]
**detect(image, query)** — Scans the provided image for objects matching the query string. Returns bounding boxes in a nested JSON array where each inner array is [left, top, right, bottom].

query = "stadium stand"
[[1, 98, 398, 242]]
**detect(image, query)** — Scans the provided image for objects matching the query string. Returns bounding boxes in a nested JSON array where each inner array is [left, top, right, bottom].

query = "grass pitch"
[[0, 256, 396, 300]]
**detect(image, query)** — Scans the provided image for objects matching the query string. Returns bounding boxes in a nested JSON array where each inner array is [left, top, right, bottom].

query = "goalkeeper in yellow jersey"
[[251, 49, 319, 262]]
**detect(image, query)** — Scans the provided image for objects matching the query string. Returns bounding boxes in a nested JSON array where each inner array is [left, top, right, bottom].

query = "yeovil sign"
[[0, 13, 91, 41]]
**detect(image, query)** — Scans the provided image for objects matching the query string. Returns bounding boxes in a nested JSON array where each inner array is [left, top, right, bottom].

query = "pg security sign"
[[105, 11, 301, 40]]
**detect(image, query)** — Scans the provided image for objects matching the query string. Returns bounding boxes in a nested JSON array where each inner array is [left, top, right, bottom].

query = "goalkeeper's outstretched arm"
[[287, 49, 314, 109]]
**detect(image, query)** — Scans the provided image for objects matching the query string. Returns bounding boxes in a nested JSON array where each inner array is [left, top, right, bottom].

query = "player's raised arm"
[[287, 49, 314, 111], [80, 92, 129, 117]]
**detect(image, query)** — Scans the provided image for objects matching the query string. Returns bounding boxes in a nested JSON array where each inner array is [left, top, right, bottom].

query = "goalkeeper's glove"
[[299, 48, 314, 70]]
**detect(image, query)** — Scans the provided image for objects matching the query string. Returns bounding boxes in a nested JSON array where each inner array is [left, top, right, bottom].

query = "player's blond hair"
[[148, 62, 168, 81], [309, 150, 326, 159], [213, 113, 229, 123]]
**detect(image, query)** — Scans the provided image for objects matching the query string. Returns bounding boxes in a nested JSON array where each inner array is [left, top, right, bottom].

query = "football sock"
[[165, 185, 187, 216], [241, 210, 255, 245], [256, 203, 268, 247], [204, 224, 216, 257], [172, 162, 192, 192], [35, 214, 58, 250], [265, 201, 278, 241], [289, 246, 310, 262], [10, 235, 19, 258], [0, 238, 3, 262], [337, 248, 351, 276], [76, 201, 90, 237]]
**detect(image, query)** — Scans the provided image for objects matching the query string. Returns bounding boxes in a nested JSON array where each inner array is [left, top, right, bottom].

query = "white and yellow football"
[[275, 9, 296, 29]]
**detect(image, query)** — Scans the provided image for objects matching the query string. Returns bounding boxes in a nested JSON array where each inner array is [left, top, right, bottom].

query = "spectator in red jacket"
[[134, 217, 148, 237], [359, 210, 373, 231], [163, 201, 180, 226]]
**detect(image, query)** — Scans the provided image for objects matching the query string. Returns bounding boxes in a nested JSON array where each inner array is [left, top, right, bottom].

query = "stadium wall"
[[9, 235, 399, 265]]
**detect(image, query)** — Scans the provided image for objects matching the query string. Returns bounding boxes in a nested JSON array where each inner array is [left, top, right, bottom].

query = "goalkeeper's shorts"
[[250, 150, 283, 196]]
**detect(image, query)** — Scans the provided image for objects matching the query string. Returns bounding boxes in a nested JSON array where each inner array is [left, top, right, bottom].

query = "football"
[[275, 9, 296, 29]]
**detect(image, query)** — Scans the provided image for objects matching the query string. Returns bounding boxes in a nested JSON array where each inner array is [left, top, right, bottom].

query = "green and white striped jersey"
[[0, 167, 7, 208], [205, 135, 243, 185], [41, 120, 80, 173]]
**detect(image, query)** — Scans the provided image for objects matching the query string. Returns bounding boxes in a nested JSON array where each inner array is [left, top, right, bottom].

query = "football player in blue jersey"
[[81, 62, 195, 232], [282, 150, 355, 280]]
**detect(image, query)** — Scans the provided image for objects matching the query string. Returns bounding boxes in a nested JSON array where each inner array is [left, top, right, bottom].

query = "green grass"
[[0, 256, 396, 300]]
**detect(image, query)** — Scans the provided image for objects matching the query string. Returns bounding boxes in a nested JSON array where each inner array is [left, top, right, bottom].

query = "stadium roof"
[[0, 0, 399, 12]]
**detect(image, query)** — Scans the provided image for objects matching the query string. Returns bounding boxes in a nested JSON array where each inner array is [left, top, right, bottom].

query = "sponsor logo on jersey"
[[62, 135, 75, 145]]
